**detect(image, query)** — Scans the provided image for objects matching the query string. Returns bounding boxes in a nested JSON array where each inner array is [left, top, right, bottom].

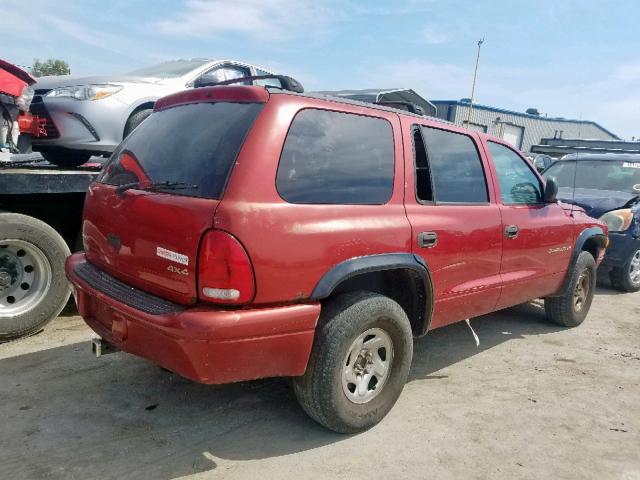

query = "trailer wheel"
[[0, 213, 71, 341]]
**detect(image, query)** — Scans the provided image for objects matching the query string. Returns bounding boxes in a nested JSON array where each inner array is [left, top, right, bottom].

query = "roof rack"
[[313, 89, 437, 117], [195, 75, 304, 93]]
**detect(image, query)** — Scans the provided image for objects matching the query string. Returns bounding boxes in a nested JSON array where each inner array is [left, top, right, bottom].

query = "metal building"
[[431, 99, 619, 152]]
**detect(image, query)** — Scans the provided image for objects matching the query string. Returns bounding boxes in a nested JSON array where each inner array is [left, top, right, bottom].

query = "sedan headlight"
[[599, 208, 633, 232], [45, 84, 123, 101]]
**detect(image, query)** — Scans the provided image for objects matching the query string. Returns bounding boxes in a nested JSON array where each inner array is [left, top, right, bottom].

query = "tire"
[[41, 150, 92, 168], [0, 213, 71, 341], [609, 247, 640, 292], [544, 251, 596, 327], [293, 291, 413, 433], [124, 109, 153, 138]]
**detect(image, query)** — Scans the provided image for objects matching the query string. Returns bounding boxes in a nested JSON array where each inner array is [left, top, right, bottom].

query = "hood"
[[557, 187, 639, 218], [34, 74, 170, 90]]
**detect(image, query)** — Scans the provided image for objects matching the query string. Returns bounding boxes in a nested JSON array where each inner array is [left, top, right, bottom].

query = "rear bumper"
[[601, 233, 640, 269], [66, 253, 320, 384]]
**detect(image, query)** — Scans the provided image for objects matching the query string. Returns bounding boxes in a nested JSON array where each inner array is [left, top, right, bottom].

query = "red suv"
[[66, 82, 608, 433]]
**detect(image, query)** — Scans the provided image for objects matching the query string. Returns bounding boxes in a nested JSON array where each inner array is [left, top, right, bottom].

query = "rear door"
[[402, 119, 503, 329], [484, 140, 575, 309], [83, 99, 264, 304]]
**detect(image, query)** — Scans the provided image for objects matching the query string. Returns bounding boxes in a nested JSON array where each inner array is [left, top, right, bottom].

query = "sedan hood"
[[34, 74, 170, 89], [557, 187, 639, 218]]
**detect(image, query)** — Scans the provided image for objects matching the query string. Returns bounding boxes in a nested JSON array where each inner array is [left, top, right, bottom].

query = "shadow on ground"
[[0, 298, 603, 480]]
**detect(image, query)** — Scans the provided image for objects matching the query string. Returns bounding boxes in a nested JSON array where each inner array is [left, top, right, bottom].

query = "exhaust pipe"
[[91, 338, 118, 357]]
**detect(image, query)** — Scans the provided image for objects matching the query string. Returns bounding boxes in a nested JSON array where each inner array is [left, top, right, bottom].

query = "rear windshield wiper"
[[115, 180, 198, 195]]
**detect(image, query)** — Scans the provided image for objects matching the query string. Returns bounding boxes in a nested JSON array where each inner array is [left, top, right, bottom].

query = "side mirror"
[[543, 176, 559, 203]]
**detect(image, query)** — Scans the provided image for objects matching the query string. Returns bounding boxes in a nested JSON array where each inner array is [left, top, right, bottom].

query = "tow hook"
[[91, 338, 118, 357]]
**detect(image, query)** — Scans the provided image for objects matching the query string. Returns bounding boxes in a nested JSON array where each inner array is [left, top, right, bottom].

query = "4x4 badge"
[[167, 265, 188, 276]]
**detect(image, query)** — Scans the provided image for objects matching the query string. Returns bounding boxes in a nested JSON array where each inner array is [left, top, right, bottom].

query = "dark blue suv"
[[543, 153, 640, 292]]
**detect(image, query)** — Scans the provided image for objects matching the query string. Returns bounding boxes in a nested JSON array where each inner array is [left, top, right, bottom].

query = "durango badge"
[[156, 246, 189, 266]]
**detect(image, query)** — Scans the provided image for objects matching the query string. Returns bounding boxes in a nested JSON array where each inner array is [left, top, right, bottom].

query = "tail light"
[[197, 230, 255, 305]]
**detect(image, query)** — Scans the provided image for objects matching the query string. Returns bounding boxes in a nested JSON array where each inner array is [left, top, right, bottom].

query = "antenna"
[[570, 157, 578, 217], [466, 38, 484, 128]]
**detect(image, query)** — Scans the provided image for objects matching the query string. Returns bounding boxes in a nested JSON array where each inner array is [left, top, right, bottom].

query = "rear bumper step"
[[91, 337, 119, 357]]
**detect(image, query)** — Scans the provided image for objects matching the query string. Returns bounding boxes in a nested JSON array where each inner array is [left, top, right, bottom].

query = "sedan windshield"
[[125, 59, 210, 78], [544, 160, 640, 194]]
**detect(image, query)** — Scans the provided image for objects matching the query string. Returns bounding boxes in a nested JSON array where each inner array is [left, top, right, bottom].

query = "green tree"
[[31, 59, 71, 77]]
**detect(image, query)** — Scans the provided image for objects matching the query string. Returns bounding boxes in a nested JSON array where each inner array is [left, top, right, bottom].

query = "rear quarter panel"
[[214, 95, 412, 305]]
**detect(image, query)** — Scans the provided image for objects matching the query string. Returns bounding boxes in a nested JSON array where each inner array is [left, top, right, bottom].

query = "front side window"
[[416, 126, 488, 203], [197, 65, 250, 85], [255, 68, 281, 88], [488, 141, 543, 205], [276, 109, 394, 204]]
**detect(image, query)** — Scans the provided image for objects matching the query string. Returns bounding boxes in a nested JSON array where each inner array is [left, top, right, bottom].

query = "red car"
[[66, 80, 608, 433]]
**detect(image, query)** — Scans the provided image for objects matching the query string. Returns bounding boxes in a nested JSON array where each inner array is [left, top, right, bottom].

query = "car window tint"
[[419, 126, 488, 203], [277, 109, 394, 204], [413, 127, 433, 201], [100, 102, 263, 199], [488, 141, 543, 205]]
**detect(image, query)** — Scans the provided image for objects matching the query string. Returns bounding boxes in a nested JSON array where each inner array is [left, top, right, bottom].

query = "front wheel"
[[544, 251, 596, 327], [610, 247, 640, 292], [293, 292, 413, 433]]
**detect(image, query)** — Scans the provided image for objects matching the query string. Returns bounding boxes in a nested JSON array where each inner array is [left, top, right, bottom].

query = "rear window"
[[99, 102, 263, 198], [276, 109, 394, 204]]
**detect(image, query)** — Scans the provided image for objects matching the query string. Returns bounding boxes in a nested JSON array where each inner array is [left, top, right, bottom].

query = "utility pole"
[[466, 38, 484, 127]]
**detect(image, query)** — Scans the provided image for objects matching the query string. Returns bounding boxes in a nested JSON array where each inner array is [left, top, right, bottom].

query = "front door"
[[403, 120, 503, 329], [484, 140, 575, 309]]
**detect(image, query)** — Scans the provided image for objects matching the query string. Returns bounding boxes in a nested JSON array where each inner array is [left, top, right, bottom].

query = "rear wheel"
[[41, 150, 92, 168], [0, 213, 71, 341], [293, 292, 413, 433], [544, 251, 596, 327], [610, 248, 640, 292]]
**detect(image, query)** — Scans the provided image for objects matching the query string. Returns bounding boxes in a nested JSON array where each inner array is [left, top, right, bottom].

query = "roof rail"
[[195, 75, 304, 93]]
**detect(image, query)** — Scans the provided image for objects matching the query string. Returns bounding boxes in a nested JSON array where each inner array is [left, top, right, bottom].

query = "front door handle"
[[418, 231, 438, 248], [505, 225, 519, 239]]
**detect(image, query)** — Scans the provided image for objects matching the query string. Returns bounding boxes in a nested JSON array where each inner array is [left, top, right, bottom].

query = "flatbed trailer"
[[0, 158, 101, 340]]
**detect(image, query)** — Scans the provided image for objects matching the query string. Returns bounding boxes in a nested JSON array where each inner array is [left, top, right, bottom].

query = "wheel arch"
[[122, 101, 156, 138], [311, 253, 434, 336], [551, 226, 607, 297]]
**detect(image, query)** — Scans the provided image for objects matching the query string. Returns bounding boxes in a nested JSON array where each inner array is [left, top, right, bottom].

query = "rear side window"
[[417, 126, 488, 203], [100, 102, 263, 198], [276, 109, 394, 204]]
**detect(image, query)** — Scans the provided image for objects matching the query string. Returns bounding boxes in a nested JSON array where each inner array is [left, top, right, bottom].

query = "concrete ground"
[[1, 282, 638, 480]]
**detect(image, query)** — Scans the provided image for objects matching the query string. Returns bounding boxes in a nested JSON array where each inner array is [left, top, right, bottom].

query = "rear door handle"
[[505, 225, 519, 239], [418, 231, 438, 248]]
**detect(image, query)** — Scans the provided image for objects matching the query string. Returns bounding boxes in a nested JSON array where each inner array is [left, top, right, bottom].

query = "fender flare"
[[311, 253, 435, 335], [552, 226, 607, 296]]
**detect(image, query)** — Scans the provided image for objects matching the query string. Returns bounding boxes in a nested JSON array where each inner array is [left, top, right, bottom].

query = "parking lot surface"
[[1, 282, 638, 480]]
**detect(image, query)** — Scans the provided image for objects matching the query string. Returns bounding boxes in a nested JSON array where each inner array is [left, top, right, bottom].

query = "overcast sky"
[[4, 0, 640, 140]]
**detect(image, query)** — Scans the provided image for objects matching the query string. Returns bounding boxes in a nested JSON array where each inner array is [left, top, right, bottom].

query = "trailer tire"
[[0, 213, 71, 341]]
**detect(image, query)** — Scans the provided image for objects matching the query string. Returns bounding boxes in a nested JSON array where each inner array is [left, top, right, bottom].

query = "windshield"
[[543, 160, 640, 194], [99, 102, 263, 199], [125, 59, 210, 78]]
